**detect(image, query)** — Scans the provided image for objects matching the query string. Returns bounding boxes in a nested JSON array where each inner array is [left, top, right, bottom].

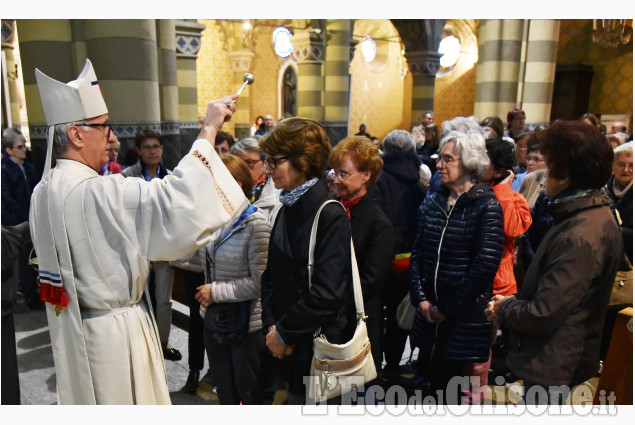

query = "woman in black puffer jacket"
[[409, 129, 504, 404]]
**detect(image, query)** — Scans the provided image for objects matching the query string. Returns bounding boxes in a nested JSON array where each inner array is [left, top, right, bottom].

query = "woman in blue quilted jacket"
[[409, 129, 505, 404]]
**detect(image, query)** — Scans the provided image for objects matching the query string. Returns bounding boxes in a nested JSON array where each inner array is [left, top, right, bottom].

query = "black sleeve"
[[276, 204, 352, 345], [260, 213, 282, 333], [409, 200, 428, 305], [1, 168, 22, 221], [356, 212, 393, 300]]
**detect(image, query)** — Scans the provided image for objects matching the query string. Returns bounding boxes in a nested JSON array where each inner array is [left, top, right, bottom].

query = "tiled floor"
[[12, 296, 597, 406]]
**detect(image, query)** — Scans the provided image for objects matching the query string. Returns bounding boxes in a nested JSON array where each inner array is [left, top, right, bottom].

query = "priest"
[[30, 59, 247, 404]]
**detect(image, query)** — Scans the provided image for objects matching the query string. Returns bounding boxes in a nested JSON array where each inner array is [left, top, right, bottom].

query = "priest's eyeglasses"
[[83, 123, 113, 139]]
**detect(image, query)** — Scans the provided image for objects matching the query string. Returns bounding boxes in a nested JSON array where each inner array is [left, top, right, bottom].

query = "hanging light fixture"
[[592, 19, 632, 47]]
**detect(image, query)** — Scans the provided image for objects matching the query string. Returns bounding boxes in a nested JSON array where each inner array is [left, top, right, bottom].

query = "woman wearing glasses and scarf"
[[409, 129, 505, 404], [328, 136, 393, 376], [259, 118, 356, 404]]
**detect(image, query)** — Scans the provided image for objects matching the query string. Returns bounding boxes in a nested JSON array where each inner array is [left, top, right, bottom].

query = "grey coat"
[[121, 161, 172, 178], [202, 205, 271, 333], [253, 177, 282, 225]]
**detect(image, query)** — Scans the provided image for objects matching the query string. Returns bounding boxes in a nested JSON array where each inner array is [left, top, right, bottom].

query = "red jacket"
[[491, 183, 532, 296]]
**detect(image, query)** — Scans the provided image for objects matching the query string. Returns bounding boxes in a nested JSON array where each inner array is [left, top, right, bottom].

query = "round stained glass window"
[[273, 26, 293, 58], [361, 36, 377, 62], [438, 35, 461, 69]]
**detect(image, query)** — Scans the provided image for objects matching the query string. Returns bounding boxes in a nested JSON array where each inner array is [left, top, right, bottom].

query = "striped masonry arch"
[[520, 20, 560, 125], [474, 19, 524, 121], [292, 31, 324, 122]]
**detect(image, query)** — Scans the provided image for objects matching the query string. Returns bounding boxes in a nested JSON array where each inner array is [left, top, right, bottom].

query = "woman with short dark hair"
[[506, 108, 526, 140], [480, 116, 505, 138], [259, 117, 356, 403], [487, 120, 623, 405]]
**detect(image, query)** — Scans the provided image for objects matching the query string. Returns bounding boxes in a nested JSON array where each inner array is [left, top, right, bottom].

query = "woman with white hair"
[[607, 141, 633, 262], [409, 129, 505, 404], [230, 137, 281, 224]]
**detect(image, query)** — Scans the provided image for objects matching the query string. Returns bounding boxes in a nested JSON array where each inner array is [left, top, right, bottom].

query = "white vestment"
[[29, 140, 247, 404]]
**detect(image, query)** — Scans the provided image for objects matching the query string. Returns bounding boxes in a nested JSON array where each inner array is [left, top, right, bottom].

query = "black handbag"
[[206, 300, 251, 344]]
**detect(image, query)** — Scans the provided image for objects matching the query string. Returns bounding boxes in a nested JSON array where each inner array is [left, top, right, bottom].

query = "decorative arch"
[[277, 60, 298, 119]]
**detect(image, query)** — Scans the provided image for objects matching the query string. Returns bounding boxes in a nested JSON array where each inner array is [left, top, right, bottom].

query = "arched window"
[[273, 26, 293, 58], [361, 36, 377, 62], [437, 33, 461, 76]]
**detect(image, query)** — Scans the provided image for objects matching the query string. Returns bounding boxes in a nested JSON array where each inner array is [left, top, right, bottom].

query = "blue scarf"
[[279, 178, 319, 206]]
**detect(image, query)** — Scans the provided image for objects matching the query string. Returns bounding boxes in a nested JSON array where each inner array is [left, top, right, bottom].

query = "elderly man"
[[411, 110, 435, 145], [607, 141, 633, 263], [30, 59, 247, 404], [254, 114, 274, 136]]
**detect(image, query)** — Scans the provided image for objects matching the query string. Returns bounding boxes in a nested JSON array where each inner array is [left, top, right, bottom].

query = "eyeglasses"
[[333, 170, 360, 180], [264, 155, 288, 169], [11, 144, 27, 150], [614, 161, 633, 171], [140, 144, 162, 151], [526, 156, 544, 163], [243, 158, 263, 168], [82, 123, 113, 139], [436, 155, 461, 165]]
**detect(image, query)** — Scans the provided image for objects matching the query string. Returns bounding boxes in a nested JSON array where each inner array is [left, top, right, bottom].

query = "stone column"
[[521, 20, 560, 126], [84, 19, 160, 164], [474, 19, 524, 120], [322, 19, 354, 145], [17, 19, 74, 174], [292, 31, 324, 122], [1, 20, 20, 129], [175, 20, 205, 156], [156, 19, 180, 169], [228, 50, 254, 140], [405, 50, 441, 129]]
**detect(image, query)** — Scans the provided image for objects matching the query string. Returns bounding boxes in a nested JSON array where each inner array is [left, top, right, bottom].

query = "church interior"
[[1, 16, 633, 407], [1, 18, 633, 175]]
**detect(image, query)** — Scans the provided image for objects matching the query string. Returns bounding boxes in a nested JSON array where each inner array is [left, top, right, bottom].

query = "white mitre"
[[35, 58, 108, 125], [34, 59, 109, 181]]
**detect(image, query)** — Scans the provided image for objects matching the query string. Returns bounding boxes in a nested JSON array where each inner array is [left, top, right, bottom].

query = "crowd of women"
[[175, 109, 632, 406]]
